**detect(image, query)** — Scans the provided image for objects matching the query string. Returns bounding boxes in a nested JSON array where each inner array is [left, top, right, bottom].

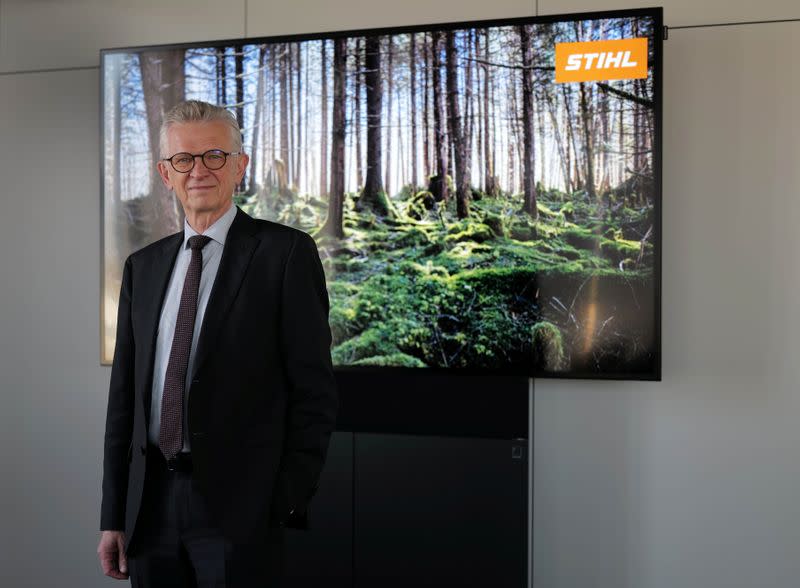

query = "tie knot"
[[188, 235, 212, 251]]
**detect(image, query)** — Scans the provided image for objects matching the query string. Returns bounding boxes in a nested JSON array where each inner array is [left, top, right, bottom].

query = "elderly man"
[[97, 100, 337, 587]]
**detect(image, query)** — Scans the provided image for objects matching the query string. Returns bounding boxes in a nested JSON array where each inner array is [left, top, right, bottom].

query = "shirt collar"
[[183, 203, 237, 249]]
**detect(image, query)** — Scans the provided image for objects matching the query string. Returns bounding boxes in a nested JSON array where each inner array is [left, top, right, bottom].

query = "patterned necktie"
[[159, 234, 212, 460]]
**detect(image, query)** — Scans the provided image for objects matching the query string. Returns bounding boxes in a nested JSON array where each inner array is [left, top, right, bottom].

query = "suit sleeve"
[[100, 256, 136, 531], [274, 231, 338, 527]]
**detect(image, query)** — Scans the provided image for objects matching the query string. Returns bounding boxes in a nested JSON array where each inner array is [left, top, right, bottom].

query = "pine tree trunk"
[[280, 45, 290, 184], [446, 31, 470, 219], [324, 37, 346, 238], [384, 37, 394, 197], [234, 44, 245, 193], [354, 38, 364, 189], [518, 25, 537, 218], [320, 40, 328, 197], [579, 81, 596, 199], [410, 33, 418, 189], [216, 47, 225, 104], [294, 44, 302, 189], [562, 84, 581, 190], [431, 32, 448, 203], [248, 45, 266, 196], [423, 33, 431, 182], [140, 50, 186, 236], [483, 29, 496, 196], [358, 36, 390, 215]]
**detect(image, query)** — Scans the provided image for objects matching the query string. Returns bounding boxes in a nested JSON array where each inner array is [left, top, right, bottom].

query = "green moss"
[[536, 202, 560, 218], [454, 266, 539, 299], [482, 212, 507, 237], [444, 222, 494, 244], [329, 305, 357, 343], [352, 353, 427, 368], [563, 227, 601, 250], [332, 328, 402, 364], [444, 241, 493, 264], [599, 237, 648, 266], [389, 225, 433, 249], [532, 322, 565, 371], [288, 187, 656, 369]]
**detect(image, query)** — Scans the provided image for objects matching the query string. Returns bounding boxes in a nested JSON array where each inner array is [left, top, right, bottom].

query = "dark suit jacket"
[[100, 207, 338, 555]]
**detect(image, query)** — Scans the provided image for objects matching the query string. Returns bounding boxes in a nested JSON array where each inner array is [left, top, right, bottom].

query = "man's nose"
[[190, 156, 211, 176]]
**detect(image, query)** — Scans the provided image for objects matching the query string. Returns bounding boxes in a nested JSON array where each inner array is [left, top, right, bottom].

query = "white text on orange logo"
[[565, 51, 639, 71]]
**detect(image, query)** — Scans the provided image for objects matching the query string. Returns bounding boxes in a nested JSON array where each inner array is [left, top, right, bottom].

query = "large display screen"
[[101, 8, 662, 379]]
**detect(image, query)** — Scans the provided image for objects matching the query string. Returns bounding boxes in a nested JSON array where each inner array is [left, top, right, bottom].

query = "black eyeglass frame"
[[161, 149, 242, 173]]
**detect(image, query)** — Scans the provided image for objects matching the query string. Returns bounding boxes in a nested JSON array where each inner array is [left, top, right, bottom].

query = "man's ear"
[[236, 153, 250, 183], [157, 161, 173, 190]]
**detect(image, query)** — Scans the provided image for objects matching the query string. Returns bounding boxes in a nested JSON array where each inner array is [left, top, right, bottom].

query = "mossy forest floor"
[[241, 186, 655, 374]]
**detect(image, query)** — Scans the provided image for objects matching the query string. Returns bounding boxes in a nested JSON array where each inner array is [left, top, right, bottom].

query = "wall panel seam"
[[0, 65, 98, 77], [670, 17, 800, 30]]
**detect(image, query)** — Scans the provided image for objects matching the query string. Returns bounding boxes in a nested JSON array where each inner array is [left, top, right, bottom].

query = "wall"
[[0, 1, 797, 587]]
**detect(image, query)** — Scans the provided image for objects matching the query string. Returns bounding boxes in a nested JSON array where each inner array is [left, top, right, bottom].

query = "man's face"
[[157, 120, 249, 220]]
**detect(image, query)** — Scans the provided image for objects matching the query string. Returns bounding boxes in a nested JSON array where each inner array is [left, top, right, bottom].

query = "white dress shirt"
[[148, 203, 237, 451]]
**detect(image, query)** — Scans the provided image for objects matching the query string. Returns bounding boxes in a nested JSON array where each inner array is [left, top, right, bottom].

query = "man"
[[97, 100, 337, 586]]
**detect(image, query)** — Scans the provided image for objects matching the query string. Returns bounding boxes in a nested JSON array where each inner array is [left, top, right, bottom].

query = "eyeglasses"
[[161, 149, 241, 173]]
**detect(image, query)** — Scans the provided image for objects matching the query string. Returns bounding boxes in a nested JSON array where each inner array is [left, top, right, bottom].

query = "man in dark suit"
[[97, 100, 337, 586]]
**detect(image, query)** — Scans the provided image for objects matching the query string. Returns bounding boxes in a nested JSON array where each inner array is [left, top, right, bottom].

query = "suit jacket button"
[[140, 445, 146, 455]]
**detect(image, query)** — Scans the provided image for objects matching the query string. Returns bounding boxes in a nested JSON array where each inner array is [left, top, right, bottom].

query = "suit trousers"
[[127, 445, 285, 588]]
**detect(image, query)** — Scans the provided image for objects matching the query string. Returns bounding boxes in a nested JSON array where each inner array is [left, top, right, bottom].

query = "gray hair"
[[159, 100, 243, 157]]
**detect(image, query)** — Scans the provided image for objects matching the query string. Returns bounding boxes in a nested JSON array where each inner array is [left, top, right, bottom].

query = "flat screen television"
[[101, 7, 662, 380]]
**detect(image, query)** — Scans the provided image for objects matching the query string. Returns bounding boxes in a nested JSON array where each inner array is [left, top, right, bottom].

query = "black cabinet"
[[354, 433, 527, 587], [285, 431, 528, 587], [285, 432, 354, 587]]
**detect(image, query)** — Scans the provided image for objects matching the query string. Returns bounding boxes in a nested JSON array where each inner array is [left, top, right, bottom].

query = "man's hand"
[[97, 530, 129, 580]]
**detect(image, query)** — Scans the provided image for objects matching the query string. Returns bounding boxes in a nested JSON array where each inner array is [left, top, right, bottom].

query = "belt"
[[147, 444, 193, 473]]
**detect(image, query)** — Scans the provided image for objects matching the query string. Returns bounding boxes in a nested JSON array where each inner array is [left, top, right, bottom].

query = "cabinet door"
[[355, 433, 528, 588], [284, 432, 354, 587]]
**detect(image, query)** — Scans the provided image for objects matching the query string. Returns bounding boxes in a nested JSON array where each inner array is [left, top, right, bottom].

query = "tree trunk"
[[562, 84, 581, 191], [483, 30, 496, 196], [140, 50, 186, 236], [579, 81, 596, 199], [508, 59, 521, 194], [323, 37, 346, 238], [354, 38, 364, 189], [234, 44, 245, 193], [303, 44, 310, 195], [248, 45, 266, 196], [518, 25, 537, 218], [423, 33, 431, 182], [319, 40, 328, 197], [537, 86, 547, 188], [294, 43, 302, 190], [357, 36, 390, 216], [431, 31, 448, 203], [259, 46, 272, 210], [280, 44, 289, 179], [544, 88, 570, 193], [384, 37, 394, 197], [597, 78, 610, 194], [445, 31, 470, 219], [409, 33, 418, 189], [216, 47, 226, 105], [287, 45, 295, 188], [464, 30, 475, 189]]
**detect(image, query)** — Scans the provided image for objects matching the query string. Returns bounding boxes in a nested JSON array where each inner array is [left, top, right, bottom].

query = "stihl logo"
[[555, 38, 648, 83], [565, 51, 638, 71]]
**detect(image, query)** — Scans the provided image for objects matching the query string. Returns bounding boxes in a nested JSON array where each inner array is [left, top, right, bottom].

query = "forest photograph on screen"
[[102, 10, 660, 378]]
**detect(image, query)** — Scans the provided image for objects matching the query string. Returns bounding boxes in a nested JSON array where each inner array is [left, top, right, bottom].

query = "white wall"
[[0, 1, 798, 587]]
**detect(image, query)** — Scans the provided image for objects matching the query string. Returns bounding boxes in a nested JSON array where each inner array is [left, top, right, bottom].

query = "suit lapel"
[[191, 208, 260, 381], [139, 232, 184, 429]]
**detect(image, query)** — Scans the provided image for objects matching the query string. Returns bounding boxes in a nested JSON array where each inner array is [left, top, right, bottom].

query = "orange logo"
[[555, 38, 648, 83]]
